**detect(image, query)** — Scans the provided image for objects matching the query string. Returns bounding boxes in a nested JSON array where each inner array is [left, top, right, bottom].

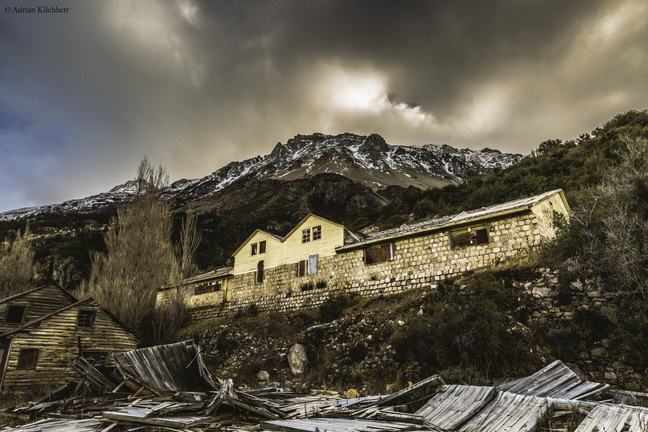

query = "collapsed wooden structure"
[[4, 344, 648, 432]]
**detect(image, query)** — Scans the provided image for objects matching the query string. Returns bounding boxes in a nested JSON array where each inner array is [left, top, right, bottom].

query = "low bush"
[[318, 292, 362, 322]]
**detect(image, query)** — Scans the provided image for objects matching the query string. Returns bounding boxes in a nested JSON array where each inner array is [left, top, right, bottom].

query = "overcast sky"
[[1, 0, 647, 212]]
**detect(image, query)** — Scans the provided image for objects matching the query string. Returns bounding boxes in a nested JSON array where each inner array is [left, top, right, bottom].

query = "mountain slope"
[[0, 132, 524, 288], [1, 133, 522, 221]]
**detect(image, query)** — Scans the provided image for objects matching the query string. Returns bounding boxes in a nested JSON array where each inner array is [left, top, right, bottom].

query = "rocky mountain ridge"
[[0, 133, 523, 221]]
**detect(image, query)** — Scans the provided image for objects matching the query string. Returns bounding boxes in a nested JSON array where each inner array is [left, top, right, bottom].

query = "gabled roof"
[[232, 214, 350, 257], [337, 189, 568, 251], [0, 281, 77, 305], [0, 297, 141, 341], [0, 298, 91, 337], [232, 229, 284, 257], [281, 213, 348, 241]]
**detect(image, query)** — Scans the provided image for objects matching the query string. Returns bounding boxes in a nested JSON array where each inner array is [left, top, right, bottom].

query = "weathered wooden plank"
[[415, 385, 496, 430], [499, 360, 609, 400], [261, 417, 437, 432], [205, 378, 234, 415], [112, 341, 216, 394], [458, 391, 549, 432], [69, 357, 116, 390], [374, 374, 444, 407], [575, 403, 648, 432], [1, 418, 109, 431], [225, 396, 282, 419]]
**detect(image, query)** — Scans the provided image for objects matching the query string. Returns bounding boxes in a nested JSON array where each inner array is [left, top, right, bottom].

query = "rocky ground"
[[184, 291, 427, 395], [181, 264, 648, 396]]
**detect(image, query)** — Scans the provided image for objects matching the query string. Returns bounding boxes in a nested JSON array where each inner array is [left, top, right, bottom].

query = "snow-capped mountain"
[[0, 133, 523, 221]]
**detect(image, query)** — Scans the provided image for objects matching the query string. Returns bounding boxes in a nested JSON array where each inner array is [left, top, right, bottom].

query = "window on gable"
[[313, 226, 322, 241], [365, 243, 393, 264], [17, 349, 38, 370], [259, 240, 266, 254], [76, 310, 96, 328], [251, 243, 258, 256], [451, 226, 489, 249], [302, 228, 311, 243], [5, 305, 27, 324]]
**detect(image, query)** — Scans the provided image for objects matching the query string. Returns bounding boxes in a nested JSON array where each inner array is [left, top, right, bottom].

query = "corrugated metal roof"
[[458, 391, 550, 432], [415, 385, 496, 430], [497, 359, 609, 400], [1, 418, 109, 431], [261, 417, 440, 432], [575, 403, 648, 432], [338, 189, 565, 251]]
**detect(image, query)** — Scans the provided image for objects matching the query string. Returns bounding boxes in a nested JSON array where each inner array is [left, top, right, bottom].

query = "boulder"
[[288, 344, 308, 375], [257, 370, 270, 381]]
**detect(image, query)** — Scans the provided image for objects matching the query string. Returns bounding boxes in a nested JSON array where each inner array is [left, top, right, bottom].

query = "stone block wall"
[[185, 211, 547, 321], [515, 269, 642, 390]]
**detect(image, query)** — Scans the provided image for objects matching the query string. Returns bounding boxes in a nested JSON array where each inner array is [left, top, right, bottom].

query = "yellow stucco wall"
[[281, 215, 346, 261], [233, 231, 282, 275], [232, 215, 346, 275]]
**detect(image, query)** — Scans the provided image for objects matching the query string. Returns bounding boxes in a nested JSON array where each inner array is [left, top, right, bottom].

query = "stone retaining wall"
[[187, 211, 545, 321], [516, 269, 642, 390]]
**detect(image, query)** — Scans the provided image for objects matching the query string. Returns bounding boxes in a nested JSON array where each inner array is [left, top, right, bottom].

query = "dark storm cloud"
[[1, 0, 647, 212]]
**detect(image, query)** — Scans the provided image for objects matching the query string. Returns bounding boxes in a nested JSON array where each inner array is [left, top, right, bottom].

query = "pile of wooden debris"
[[3, 341, 648, 431]]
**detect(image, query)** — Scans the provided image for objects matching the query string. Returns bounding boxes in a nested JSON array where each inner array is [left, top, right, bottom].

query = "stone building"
[[159, 189, 569, 319]]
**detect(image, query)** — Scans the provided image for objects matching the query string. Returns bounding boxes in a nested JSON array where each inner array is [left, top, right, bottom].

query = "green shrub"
[[319, 293, 362, 322], [392, 271, 538, 378]]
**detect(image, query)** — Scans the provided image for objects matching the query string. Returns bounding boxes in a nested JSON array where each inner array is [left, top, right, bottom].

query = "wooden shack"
[[0, 283, 139, 391]]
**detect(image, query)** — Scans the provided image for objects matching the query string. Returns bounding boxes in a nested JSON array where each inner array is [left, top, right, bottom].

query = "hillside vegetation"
[[1, 110, 647, 290], [370, 109, 648, 228]]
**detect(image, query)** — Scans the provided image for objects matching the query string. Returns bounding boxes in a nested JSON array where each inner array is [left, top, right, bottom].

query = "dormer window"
[[302, 228, 311, 243], [313, 226, 322, 241]]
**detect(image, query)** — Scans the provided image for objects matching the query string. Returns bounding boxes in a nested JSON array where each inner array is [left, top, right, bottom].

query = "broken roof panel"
[[112, 341, 217, 394], [575, 403, 648, 432], [458, 391, 550, 432], [497, 360, 609, 400], [1, 418, 109, 431], [415, 385, 497, 430], [261, 417, 441, 432]]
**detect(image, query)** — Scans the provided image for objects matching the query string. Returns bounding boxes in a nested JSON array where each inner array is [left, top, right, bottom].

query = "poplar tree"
[[0, 225, 36, 297], [84, 158, 199, 342]]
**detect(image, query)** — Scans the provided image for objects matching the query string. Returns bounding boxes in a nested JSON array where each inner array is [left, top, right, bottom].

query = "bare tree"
[[593, 137, 648, 298], [177, 210, 202, 280], [0, 225, 36, 297], [83, 157, 201, 342]]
